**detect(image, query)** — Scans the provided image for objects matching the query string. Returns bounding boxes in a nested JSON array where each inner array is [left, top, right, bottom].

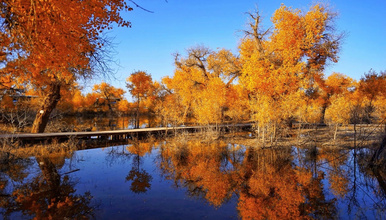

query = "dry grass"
[[0, 137, 78, 159]]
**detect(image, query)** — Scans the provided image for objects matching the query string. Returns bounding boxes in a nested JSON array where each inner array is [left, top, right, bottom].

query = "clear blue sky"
[[88, 0, 386, 96]]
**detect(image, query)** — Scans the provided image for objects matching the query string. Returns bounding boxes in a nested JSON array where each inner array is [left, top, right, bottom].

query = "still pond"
[[1, 139, 385, 219]]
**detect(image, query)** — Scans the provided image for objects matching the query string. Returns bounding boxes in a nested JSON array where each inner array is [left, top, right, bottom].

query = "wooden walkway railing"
[[0, 123, 252, 143]]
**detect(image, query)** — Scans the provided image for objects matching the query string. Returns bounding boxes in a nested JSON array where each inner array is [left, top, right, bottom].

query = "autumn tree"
[[319, 72, 355, 120], [325, 94, 353, 140], [324, 73, 355, 98], [0, 0, 132, 133], [92, 82, 125, 113], [117, 99, 130, 113], [153, 79, 185, 127], [223, 84, 249, 123], [166, 46, 241, 125], [358, 70, 386, 123], [126, 71, 155, 128], [51, 85, 85, 114], [239, 4, 342, 141]]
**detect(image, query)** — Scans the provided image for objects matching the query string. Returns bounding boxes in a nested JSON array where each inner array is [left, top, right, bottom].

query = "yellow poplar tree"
[[239, 4, 342, 141], [166, 46, 241, 125], [325, 94, 353, 140]]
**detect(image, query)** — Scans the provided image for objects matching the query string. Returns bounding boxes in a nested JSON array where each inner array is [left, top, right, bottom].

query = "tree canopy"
[[0, 0, 132, 132]]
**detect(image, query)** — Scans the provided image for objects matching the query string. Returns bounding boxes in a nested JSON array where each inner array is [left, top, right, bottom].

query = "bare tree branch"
[[128, 0, 154, 13]]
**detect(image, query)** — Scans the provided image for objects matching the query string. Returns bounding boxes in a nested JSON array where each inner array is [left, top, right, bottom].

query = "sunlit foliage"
[[126, 71, 156, 128], [0, 0, 132, 132], [325, 94, 353, 139], [358, 70, 386, 123], [92, 82, 125, 113], [239, 4, 342, 140], [165, 46, 243, 125], [153, 80, 185, 127]]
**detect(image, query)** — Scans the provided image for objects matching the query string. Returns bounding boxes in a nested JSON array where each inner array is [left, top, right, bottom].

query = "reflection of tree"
[[124, 144, 153, 194], [313, 146, 386, 217], [1, 156, 35, 216], [356, 149, 386, 215], [0, 156, 34, 183], [1, 156, 94, 219], [104, 145, 153, 193], [158, 140, 336, 218], [159, 141, 236, 207], [238, 148, 336, 219], [126, 168, 152, 194], [318, 148, 350, 199]]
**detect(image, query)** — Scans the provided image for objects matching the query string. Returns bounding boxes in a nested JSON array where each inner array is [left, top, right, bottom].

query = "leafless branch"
[[128, 0, 154, 13]]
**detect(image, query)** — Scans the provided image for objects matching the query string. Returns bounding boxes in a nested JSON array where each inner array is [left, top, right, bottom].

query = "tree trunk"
[[333, 124, 338, 141], [136, 99, 140, 129], [182, 105, 190, 125], [31, 83, 61, 133], [36, 157, 61, 190], [262, 126, 265, 145]]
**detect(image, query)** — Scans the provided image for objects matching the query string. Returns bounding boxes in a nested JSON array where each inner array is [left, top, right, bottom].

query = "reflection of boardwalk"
[[0, 124, 252, 142]]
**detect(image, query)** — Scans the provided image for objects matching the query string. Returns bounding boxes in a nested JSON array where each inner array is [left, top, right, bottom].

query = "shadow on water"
[[1, 137, 385, 219]]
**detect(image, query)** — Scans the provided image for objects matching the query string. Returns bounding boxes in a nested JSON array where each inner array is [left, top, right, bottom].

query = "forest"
[[1, 2, 385, 142]]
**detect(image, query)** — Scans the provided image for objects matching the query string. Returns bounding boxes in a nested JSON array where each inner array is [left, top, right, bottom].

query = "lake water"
[[1, 140, 385, 219]]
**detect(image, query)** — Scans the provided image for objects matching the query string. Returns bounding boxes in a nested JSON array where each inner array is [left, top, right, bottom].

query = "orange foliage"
[[325, 94, 353, 125], [166, 46, 241, 125], [159, 141, 236, 207], [0, 94, 15, 109], [325, 73, 355, 98], [153, 88, 185, 127], [329, 170, 349, 198], [126, 142, 153, 157], [238, 167, 310, 220], [2, 156, 93, 219], [358, 70, 386, 123], [318, 148, 349, 198], [55, 86, 85, 113], [126, 71, 155, 102], [126, 71, 156, 128], [1, 0, 132, 132], [159, 141, 335, 218], [117, 99, 130, 113], [358, 70, 386, 103], [239, 4, 341, 136], [1, 0, 131, 87], [224, 85, 249, 122], [92, 82, 125, 112]]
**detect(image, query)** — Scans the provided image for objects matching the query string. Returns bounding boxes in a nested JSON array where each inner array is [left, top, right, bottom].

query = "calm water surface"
[[1, 140, 385, 219]]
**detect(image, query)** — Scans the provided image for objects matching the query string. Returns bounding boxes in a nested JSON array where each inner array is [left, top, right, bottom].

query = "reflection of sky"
[[2, 144, 385, 219], [68, 145, 386, 219], [70, 146, 238, 219], [89, 0, 386, 100], [315, 149, 385, 219]]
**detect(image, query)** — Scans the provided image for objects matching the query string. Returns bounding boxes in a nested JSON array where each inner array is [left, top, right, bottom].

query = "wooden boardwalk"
[[0, 123, 252, 143]]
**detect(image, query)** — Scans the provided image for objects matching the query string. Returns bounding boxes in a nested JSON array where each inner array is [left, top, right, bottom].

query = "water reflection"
[[125, 144, 153, 193], [0, 155, 94, 219], [1, 140, 385, 219], [158, 141, 336, 219]]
